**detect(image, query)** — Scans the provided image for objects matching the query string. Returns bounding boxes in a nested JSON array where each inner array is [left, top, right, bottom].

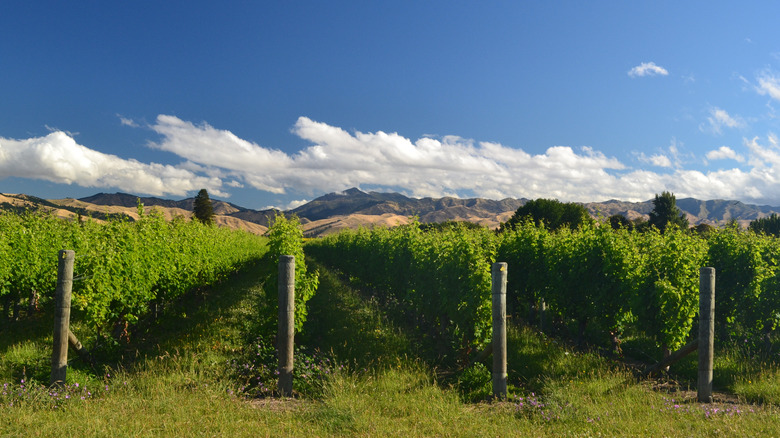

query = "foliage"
[[0, 209, 266, 340], [692, 223, 716, 236], [608, 214, 632, 230], [307, 221, 497, 354], [707, 226, 780, 343], [419, 220, 484, 232], [310, 218, 780, 355], [631, 227, 707, 350], [230, 334, 336, 398], [264, 214, 319, 333], [193, 188, 215, 225], [749, 213, 780, 237], [498, 222, 642, 347], [648, 191, 689, 233], [457, 362, 492, 401], [500, 198, 592, 232]]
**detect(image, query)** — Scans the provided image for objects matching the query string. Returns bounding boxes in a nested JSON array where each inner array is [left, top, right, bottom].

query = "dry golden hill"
[[45, 197, 269, 235]]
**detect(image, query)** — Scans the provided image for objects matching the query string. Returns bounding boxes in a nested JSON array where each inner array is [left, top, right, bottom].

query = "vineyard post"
[[277, 255, 295, 397], [698, 267, 715, 403], [51, 250, 75, 387], [539, 297, 546, 333], [492, 262, 508, 398]]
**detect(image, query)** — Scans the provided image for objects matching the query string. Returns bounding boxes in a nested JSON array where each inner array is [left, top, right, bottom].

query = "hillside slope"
[[4, 189, 780, 236]]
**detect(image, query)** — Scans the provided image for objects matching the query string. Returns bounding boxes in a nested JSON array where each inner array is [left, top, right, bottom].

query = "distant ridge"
[[80, 192, 185, 209], [289, 188, 525, 224], [3, 188, 780, 237]]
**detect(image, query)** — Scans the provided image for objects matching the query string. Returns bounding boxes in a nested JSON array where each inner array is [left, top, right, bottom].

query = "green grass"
[[301, 265, 413, 367], [3, 256, 780, 436]]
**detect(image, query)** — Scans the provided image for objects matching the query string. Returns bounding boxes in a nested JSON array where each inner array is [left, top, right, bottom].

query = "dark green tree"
[[749, 213, 780, 237], [648, 191, 688, 233], [193, 189, 214, 225], [419, 220, 484, 232], [500, 198, 592, 232], [608, 214, 632, 230], [692, 223, 715, 236]]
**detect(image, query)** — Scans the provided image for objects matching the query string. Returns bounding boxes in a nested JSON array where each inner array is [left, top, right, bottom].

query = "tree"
[[193, 189, 214, 225], [608, 214, 632, 230], [500, 198, 592, 232], [749, 213, 780, 237], [648, 191, 688, 233], [692, 223, 715, 236], [419, 220, 484, 232]]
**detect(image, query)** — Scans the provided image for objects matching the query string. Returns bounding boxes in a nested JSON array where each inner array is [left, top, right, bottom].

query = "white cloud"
[[628, 62, 669, 78], [701, 107, 745, 135], [757, 70, 780, 101], [149, 115, 291, 194], [132, 117, 780, 205], [635, 139, 689, 169], [285, 199, 309, 209], [0, 131, 226, 197], [144, 115, 629, 202], [706, 146, 745, 162], [118, 115, 139, 128], [638, 153, 673, 168], [259, 199, 309, 211], [13, 116, 780, 207]]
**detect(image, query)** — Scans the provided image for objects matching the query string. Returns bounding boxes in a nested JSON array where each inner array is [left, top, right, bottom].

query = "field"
[[3, 214, 780, 436]]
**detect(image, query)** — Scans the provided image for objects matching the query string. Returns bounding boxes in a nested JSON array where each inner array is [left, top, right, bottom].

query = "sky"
[[4, 2, 780, 210]]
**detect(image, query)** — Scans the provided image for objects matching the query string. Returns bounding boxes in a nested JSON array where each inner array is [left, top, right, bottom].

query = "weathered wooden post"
[[539, 297, 546, 333], [698, 267, 715, 403], [492, 262, 508, 398], [277, 255, 295, 397], [51, 250, 75, 386]]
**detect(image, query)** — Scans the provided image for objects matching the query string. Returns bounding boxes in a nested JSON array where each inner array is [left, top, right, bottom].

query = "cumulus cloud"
[[149, 115, 292, 194], [12, 115, 780, 206], [145, 115, 780, 205], [628, 62, 669, 78], [635, 140, 689, 170], [757, 70, 780, 101], [147, 115, 630, 202], [706, 146, 745, 162], [0, 131, 226, 197], [637, 153, 673, 168], [701, 107, 745, 135]]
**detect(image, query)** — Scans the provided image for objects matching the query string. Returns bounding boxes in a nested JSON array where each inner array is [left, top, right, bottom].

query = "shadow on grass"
[[126, 257, 274, 364], [303, 262, 628, 399], [0, 256, 273, 385], [301, 263, 413, 369]]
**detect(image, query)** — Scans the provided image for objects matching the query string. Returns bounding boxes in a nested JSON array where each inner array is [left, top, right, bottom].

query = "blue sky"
[[4, 2, 780, 209]]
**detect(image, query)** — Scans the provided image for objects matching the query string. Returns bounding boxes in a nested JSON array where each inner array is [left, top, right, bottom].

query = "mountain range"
[[2, 188, 780, 237]]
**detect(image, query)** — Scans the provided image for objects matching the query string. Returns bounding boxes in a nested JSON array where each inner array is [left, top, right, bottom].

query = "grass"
[[300, 265, 413, 367], [3, 255, 780, 436]]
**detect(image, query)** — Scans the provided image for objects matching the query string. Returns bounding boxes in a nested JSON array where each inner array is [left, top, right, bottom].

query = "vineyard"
[[308, 220, 780, 360], [4, 209, 780, 435], [0, 207, 267, 341]]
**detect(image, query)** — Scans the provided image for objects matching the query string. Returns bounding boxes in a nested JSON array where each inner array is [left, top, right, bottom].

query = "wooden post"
[[492, 262, 508, 398], [68, 329, 93, 367], [277, 255, 295, 397], [51, 250, 75, 386], [698, 267, 715, 403], [642, 338, 699, 377], [539, 297, 546, 333]]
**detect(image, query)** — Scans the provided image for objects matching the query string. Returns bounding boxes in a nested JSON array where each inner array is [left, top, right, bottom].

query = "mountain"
[[80, 192, 279, 227], [80, 192, 185, 209], [582, 197, 780, 228], [290, 188, 525, 227], [4, 188, 780, 237]]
